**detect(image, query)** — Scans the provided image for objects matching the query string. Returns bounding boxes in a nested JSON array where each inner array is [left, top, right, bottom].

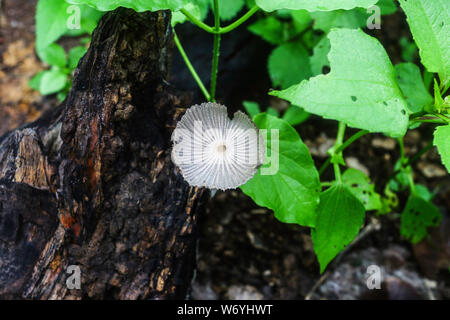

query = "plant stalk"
[[219, 6, 259, 34], [332, 122, 346, 183], [397, 137, 416, 195], [319, 129, 368, 176], [180, 8, 215, 33], [173, 31, 211, 101], [210, 0, 221, 102]]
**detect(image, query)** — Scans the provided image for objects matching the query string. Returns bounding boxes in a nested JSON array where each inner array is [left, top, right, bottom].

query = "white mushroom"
[[171, 102, 265, 190]]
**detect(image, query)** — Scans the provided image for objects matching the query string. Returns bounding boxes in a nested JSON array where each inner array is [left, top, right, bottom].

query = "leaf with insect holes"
[[342, 168, 382, 211], [66, 0, 190, 12], [398, 0, 450, 88], [240, 114, 321, 227], [268, 42, 311, 89], [311, 9, 368, 33], [394, 63, 433, 113], [255, 0, 378, 12], [400, 195, 441, 244], [271, 28, 409, 138], [310, 36, 330, 76], [311, 183, 365, 273], [433, 124, 450, 173]]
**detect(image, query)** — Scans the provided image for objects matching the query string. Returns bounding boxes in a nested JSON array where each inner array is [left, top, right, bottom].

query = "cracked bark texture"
[[0, 8, 207, 299]]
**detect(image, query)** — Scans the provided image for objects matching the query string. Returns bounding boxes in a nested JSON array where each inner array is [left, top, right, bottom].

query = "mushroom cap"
[[171, 102, 265, 190]]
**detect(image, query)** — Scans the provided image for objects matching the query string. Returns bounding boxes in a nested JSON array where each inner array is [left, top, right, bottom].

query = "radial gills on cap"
[[171, 102, 266, 190]]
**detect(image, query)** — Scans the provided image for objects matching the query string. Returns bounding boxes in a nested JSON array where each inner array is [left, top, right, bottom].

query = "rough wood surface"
[[0, 8, 206, 299]]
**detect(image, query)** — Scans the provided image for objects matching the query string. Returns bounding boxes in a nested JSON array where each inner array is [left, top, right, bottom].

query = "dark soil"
[[1, 0, 449, 300]]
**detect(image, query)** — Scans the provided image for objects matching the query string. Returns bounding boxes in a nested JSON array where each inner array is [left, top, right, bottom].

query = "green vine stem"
[[433, 112, 450, 123], [181, 6, 259, 35], [173, 31, 211, 101], [332, 121, 346, 183], [210, 0, 221, 102], [180, 8, 215, 33], [397, 137, 416, 195], [220, 6, 259, 34], [408, 141, 434, 165], [178, 1, 259, 101], [319, 129, 369, 176], [389, 141, 433, 181], [410, 118, 447, 124]]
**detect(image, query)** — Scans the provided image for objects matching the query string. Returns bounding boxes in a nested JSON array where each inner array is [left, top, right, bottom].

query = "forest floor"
[[1, 0, 449, 300]]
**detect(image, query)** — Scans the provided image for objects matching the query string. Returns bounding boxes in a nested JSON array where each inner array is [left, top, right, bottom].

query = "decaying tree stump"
[[0, 8, 207, 299]]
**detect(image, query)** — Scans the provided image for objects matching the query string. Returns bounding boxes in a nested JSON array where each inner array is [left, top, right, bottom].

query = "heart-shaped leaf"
[[241, 114, 321, 227], [312, 183, 365, 273]]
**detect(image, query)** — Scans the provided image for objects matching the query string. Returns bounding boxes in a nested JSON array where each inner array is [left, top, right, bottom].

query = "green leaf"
[[242, 101, 261, 119], [210, 0, 245, 21], [266, 107, 279, 117], [433, 79, 444, 113], [433, 124, 450, 172], [399, 37, 418, 63], [241, 114, 321, 227], [66, 0, 190, 12], [271, 28, 409, 138], [36, 0, 70, 53], [377, 184, 398, 215], [311, 9, 368, 33], [310, 36, 330, 76], [342, 168, 382, 211], [248, 16, 284, 45], [268, 42, 311, 89], [39, 43, 67, 68], [255, 0, 378, 12], [282, 106, 310, 126], [399, 0, 450, 88], [444, 96, 450, 112], [79, 5, 104, 34], [389, 159, 409, 192], [311, 184, 365, 273], [63, 5, 103, 35], [68, 46, 88, 69], [39, 70, 67, 95], [200, 0, 211, 20], [29, 71, 46, 91], [376, 0, 397, 15], [172, 3, 199, 25], [415, 184, 434, 202], [394, 63, 433, 113], [57, 91, 68, 102], [291, 10, 312, 33], [400, 195, 441, 244]]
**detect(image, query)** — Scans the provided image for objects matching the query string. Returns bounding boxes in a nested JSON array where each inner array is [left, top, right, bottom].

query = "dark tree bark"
[[0, 8, 207, 299]]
